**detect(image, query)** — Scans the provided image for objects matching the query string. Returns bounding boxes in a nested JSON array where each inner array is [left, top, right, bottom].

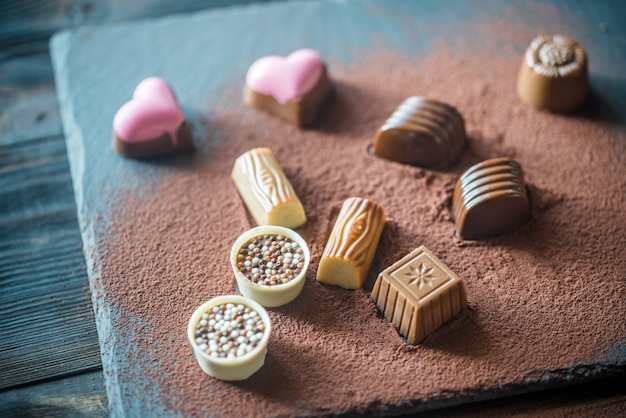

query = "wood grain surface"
[[1, 0, 625, 416]]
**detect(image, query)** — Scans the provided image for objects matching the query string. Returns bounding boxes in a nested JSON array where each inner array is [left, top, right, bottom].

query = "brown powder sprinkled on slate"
[[98, 45, 626, 416]]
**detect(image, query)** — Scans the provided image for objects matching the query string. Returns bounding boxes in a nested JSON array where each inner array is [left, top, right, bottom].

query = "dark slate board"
[[51, 0, 626, 416]]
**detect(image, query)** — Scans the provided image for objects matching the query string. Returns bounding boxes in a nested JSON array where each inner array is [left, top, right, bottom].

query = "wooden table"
[[1, 1, 625, 416]]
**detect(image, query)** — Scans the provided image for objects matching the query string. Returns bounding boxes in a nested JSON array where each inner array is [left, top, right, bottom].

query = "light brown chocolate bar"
[[316, 197, 386, 289], [231, 147, 306, 229], [516, 34, 588, 113], [371, 246, 467, 344]]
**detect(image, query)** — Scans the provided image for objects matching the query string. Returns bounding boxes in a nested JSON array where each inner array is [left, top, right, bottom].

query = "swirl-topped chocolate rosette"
[[516, 34, 589, 113]]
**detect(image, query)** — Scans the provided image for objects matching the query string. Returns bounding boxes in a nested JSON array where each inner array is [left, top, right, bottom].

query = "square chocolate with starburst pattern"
[[371, 245, 467, 344]]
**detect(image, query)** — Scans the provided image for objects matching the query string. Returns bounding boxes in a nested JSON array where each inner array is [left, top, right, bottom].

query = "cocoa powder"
[[99, 46, 626, 416]]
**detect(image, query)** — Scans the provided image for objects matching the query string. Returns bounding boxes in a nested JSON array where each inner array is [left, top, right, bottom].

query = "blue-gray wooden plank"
[[50, 0, 626, 416], [0, 132, 103, 389], [0, 370, 108, 417]]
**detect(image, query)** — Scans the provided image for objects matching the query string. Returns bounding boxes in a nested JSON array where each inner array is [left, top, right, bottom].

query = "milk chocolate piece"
[[373, 96, 466, 169], [316, 197, 386, 289], [516, 34, 589, 113], [244, 49, 333, 126], [371, 246, 467, 344], [453, 158, 530, 240], [231, 147, 306, 229]]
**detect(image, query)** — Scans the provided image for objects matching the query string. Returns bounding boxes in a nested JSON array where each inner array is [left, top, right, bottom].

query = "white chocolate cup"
[[187, 295, 271, 381], [230, 226, 310, 308]]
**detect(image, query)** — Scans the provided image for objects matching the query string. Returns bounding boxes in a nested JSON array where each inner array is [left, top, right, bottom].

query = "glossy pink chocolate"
[[113, 77, 185, 145], [245, 48, 324, 105]]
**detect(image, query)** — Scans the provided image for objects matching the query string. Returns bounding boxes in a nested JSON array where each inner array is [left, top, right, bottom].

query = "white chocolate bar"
[[231, 147, 306, 229]]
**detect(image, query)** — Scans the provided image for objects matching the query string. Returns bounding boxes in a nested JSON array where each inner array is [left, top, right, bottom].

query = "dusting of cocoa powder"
[[98, 45, 625, 416]]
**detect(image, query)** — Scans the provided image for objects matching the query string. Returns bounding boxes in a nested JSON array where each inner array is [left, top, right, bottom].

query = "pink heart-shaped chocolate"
[[245, 49, 324, 105], [113, 77, 185, 145]]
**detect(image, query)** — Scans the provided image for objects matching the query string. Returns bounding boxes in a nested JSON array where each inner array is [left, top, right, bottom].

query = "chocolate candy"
[[372, 96, 466, 169], [316, 197, 386, 289], [112, 77, 194, 158], [230, 225, 310, 308], [516, 34, 589, 113], [453, 158, 530, 240], [244, 49, 333, 125], [231, 147, 306, 229], [371, 246, 467, 344], [187, 295, 271, 381]]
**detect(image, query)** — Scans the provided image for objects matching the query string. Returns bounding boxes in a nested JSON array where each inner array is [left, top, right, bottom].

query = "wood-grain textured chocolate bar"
[[316, 197, 386, 289], [453, 157, 530, 239], [372, 96, 466, 168], [231, 147, 306, 229], [371, 245, 467, 344]]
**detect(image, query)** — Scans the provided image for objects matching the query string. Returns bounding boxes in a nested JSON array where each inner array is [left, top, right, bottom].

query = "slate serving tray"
[[51, 0, 626, 416]]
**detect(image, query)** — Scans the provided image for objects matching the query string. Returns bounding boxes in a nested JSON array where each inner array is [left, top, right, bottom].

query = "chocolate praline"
[[516, 34, 589, 113], [453, 158, 530, 240], [372, 96, 466, 169]]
